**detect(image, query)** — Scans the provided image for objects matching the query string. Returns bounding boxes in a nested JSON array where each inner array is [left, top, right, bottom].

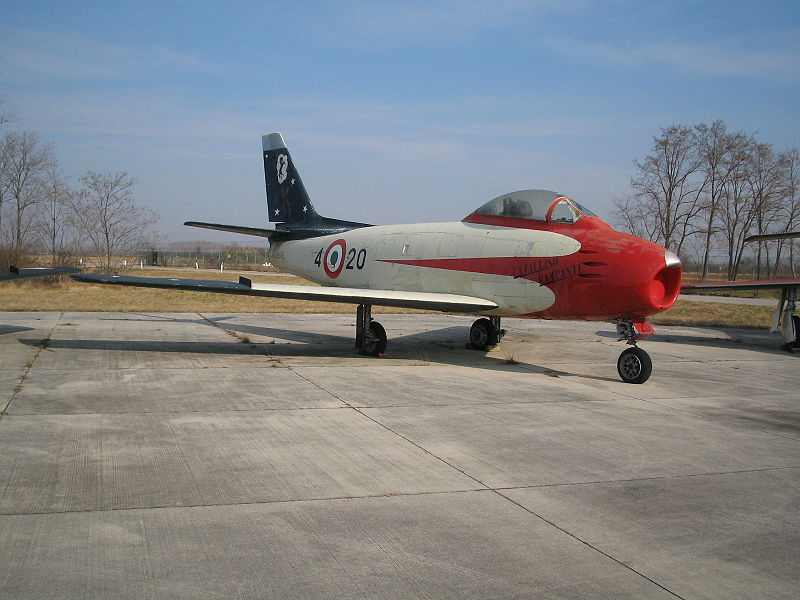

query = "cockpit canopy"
[[474, 189, 596, 224]]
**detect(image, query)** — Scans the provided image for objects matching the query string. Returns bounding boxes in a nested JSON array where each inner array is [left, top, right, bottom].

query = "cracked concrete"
[[0, 312, 798, 599]]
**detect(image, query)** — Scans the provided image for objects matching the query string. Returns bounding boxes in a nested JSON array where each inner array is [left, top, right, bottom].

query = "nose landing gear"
[[615, 318, 654, 384]]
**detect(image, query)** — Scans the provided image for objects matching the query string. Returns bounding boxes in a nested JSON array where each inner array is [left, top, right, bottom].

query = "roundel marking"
[[323, 239, 347, 278], [276, 154, 288, 184]]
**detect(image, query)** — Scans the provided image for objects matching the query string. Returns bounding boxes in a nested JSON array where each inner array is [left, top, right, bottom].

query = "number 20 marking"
[[346, 248, 367, 270]]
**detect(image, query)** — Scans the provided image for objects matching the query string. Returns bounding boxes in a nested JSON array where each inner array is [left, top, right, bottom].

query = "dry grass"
[[651, 300, 773, 329]]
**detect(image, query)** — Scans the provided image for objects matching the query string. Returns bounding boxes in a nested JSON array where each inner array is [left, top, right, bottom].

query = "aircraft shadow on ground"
[[594, 328, 793, 356], [14, 313, 626, 381], [0, 324, 34, 336], [19, 338, 265, 355], [18, 319, 620, 383]]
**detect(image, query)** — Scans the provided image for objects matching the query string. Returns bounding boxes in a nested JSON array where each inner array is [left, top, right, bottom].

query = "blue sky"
[[2, 1, 799, 241]]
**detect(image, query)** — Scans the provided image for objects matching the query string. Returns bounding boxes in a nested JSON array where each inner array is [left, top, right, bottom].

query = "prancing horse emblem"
[[276, 154, 288, 184]]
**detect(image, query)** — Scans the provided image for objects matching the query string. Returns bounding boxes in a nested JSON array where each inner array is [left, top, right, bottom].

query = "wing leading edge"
[[71, 273, 498, 313], [682, 279, 800, 292]]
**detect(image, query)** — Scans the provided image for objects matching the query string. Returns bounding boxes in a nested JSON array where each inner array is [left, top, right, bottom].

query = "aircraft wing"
[[682, 279, 800, 345], [1, 266, 81, 282], [744, 231, 800, 243], [71, 273, 499, 313], [681, 279, 800, 292]]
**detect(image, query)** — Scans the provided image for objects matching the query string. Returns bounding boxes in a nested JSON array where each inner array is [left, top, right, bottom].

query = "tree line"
[[0, 99, 159, 270], [614, 120, 798, 280]]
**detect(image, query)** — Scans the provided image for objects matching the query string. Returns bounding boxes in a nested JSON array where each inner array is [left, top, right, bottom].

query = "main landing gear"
[[615, 319, 654, 384], [354, 307, 506, 357], [469, 316, 505, 350], [355, 304, 387, 356]]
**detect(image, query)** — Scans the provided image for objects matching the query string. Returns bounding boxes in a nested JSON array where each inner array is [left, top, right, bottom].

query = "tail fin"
[[263, 133, 319, 224], [262, 133, 371, 237]]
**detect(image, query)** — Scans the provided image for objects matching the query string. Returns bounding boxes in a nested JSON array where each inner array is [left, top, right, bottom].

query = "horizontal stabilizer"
[[1, 266, 81, 282], [184, 221, 284, 239], [71, 273, 498, 313]]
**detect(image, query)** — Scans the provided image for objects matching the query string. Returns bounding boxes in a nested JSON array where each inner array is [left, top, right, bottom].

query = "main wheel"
[[361, 321, 387, 356], [470, 318, 499, 350], [617, 347, 652, 384]]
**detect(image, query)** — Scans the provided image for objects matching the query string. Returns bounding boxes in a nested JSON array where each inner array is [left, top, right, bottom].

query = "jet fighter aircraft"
[[74, 133, 684, 383]]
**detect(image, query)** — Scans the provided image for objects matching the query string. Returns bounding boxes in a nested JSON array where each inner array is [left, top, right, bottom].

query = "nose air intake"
[[648, 251, 682, 309]]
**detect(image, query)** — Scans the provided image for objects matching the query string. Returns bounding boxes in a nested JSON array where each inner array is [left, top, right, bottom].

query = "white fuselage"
[[268, 221, 581, 316]]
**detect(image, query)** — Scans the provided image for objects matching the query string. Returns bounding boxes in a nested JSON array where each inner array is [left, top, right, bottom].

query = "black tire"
[[470, 318, 499, 350], [617, 347, 652, 384], [793, 315, 800, 348], [362, 321, 387, 356]]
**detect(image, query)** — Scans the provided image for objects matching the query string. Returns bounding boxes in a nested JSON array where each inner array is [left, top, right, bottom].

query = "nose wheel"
[[617, 346, 652, 384], [615, 318, 654, 384]]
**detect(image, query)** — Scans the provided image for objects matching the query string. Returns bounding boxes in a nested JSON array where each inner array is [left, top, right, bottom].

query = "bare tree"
[[624, 125, 705, 255], [71, 171, 159, 269], [0, 131, 53, 264], [0, 97, 16, 260], [0, 94, 13, 128], [747, 144, 791, 278], [717, 140, 759, 281], [612, 194, 660, 242], [694, 121, 749, 280], [776, 148, 799, 277], [620, 123, 800, 279], [34, 163, 76, 267]]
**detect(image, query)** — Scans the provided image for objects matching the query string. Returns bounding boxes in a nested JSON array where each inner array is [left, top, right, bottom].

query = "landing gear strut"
[[355, 304, 387, 356], [615, 318, 653, 384], [786, 315, 800, 353], [776, 286, 799, 353], [469, 316, 505, 350]]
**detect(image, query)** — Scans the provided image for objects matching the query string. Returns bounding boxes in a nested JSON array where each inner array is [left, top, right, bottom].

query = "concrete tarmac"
[[0, 311, 797, 599]]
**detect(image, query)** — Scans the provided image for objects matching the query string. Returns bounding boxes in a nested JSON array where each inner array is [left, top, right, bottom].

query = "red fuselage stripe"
[[377, 256, 577, 279]]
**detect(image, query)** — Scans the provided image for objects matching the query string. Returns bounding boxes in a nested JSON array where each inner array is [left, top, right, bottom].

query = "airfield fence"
[[140, 243, 271, 270]]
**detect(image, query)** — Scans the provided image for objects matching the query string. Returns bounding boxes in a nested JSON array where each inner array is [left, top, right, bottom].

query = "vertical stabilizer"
[[263, 133, 319, 224]]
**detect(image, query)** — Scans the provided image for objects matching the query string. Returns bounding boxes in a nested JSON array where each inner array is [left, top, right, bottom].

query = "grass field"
[[0, 267, 776, 329], [650, 301, 773, 329]]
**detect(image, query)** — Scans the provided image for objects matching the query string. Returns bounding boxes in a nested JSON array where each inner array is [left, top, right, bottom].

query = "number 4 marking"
[[314, 248, 322, 267]]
